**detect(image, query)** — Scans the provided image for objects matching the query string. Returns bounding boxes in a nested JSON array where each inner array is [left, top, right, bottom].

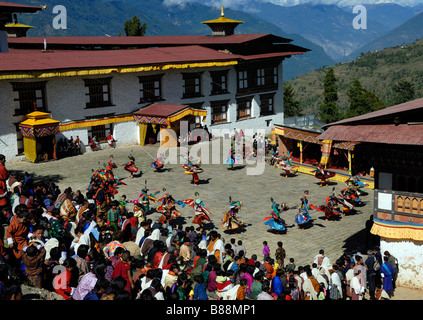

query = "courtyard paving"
[[6, 140, 375, 267], [6, 140, 423, 300]]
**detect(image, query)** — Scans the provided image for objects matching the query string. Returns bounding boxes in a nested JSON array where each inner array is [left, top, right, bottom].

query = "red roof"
[[133, 103, 189, 118], [323, 97, 423, 128], [318, 124, 423, 146], [0, 1, 42, 12], [0, 45, 237, 72], [8, 34, 292, 46]]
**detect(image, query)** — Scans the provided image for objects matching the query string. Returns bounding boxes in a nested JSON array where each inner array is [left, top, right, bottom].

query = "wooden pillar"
[[348, 150, 353, 176]]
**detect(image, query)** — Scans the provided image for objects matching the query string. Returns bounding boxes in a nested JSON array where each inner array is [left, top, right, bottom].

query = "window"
[[260, 93, 275, 116], [11, 81, 47, 116], [257, 68, 265, 86], [182, 73, 202, 98], [258, 66, 278, 87], [210, 100, 229, 124], [237, 97, 252, 120], [139, 74, 163, 103], [238, 70, 248, 90], [88, 123, 113, 143], [210, 70, 229, 95], [84, 77, 112, 108]]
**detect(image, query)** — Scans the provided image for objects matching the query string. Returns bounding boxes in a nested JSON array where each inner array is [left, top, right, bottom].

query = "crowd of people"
[[0, 152, 399, 301], [57, 136, 82, 159]]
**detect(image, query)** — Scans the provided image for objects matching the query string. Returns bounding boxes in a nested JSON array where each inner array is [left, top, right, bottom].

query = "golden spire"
[[221, 5, 224, 17]]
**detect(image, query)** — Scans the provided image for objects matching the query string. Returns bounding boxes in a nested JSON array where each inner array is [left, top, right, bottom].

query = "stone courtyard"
[[6, 139, 375, 268]]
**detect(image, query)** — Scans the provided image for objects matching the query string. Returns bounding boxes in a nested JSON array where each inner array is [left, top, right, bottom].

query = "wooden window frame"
[[210, 100, 229, 125], [11, 81, 48, 116], [139, 74, 164, 103], [182, 72, 203, 99], [84, 77, 113, 109], [237, 96, 252, 120], [260, 93, 275, 116], [210, 70, 229, 95]]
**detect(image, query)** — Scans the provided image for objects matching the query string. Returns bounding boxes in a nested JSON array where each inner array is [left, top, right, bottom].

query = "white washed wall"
[[381, 238, 423, 289], [1, 61, 285, 162]]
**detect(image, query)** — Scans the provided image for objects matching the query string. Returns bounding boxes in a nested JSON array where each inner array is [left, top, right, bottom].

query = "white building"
[[0, 4, 309, 162]]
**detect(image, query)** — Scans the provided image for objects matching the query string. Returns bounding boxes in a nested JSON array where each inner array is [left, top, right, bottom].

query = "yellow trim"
[[371, 221, 423, 241], [274, 126, 284, 136], [60, 115, 133, 131], [168, 108, 207, 123], [5, 22, 34, 28], [280, 162, 374, 189], [201, 16, 244, 24], [0, 61, 238, 80]]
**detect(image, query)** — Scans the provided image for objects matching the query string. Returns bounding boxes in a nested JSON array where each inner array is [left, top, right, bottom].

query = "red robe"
[[0, 163, 10, 207], [6, 215, 29, 259]]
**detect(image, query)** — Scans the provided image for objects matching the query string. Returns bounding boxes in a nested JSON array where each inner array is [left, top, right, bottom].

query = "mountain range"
[[6, 0, 335, 80], [285, 37, 423, 117], [5, 0, 423, 80], [191, 0, 423, 61]]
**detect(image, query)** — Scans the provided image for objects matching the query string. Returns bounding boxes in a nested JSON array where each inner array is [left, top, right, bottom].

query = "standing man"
[[0, 155, 10, 216]]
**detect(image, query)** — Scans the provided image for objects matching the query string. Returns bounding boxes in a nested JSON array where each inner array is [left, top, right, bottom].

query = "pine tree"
[[124, 16, 147, 36], [346, 78, 385, 118], [283, 83, 302, 117], [392, 79, 415, 105], [318, 68, 341, 124]]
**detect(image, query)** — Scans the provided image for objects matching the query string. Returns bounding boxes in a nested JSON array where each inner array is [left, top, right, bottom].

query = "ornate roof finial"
[[221, 5, 224, 17]]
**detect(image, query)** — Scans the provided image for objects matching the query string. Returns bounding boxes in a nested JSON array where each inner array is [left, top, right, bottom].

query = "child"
[[262, 241, 270, 261], [193, 275, 208, 300], [285, 258, 296, 273], [216, 270, 233, 300], [275, 241, 286, 267], [21, 242, 46, 288], [317, 283, 326, 300], [111, 250, 134, 298], [236, 278, 248, 300], [107, 201, 120, 233], [54, 258, 77, 300], [118, 195, 128, 215]]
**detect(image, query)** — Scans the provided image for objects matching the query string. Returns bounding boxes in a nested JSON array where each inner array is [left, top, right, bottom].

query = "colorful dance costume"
[[312, 164, 335, 187], [182, 157, 203, 186], [122, 154, 138, 178], [156, 192, 183, 225], [263, 201, 287, 232], [221, 199, 243, 231], [182, 197, 212, 230]]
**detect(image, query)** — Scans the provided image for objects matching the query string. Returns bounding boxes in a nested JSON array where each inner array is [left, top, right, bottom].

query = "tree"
[[318, 68, 341, 124], [283, 83, 302, 117], [124, 16, 147, 36], [391, 79, 415, 105], [346, 78, 385, 118]]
